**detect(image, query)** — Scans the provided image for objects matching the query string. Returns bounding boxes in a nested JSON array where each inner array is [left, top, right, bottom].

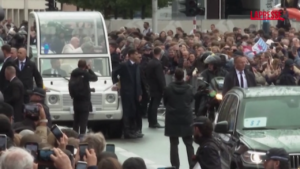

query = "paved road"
[[106, 119, 199, 169], [59, 114, 199, 169]]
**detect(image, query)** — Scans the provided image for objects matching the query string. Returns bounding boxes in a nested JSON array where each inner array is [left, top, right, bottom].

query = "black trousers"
[[147, 96, 162, 125], [140, 92, 149, 116], [73, 111, 89, 134], [124, 100, 142, 134], [169, 136, 195, 169], [136, 103, 143, 131], [24, 94, 30, 104]]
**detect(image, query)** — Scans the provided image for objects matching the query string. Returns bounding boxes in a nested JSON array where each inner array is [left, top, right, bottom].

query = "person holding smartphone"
[[13, 102, 48, 142]]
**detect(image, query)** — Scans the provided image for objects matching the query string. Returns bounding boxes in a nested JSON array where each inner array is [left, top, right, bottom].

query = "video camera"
[[8, 29, 27, 49], [24, 103, 40, 121]]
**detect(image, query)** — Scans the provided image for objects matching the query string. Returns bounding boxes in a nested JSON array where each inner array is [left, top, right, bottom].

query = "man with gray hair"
[[0, 147, 34, 169], [120, 36, 134, 59]]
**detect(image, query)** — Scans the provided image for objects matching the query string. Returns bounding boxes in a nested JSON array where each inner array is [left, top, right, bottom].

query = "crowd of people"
[[108, 21, 297, 169], [0, 16, 294, 169]]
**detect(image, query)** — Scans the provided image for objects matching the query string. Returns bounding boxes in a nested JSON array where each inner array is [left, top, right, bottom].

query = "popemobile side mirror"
[[214, 121, 229, 133]]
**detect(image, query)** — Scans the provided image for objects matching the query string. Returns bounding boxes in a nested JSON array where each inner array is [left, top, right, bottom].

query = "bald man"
[[14, 47, 43, 103], [10, 47, 17, 60], [62, 37, 83, 53], [4, 66, 24, 122]]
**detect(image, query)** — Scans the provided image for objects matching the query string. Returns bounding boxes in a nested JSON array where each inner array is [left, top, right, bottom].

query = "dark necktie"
[[240, 71, 244, 88], [21, 62, 25, 70]]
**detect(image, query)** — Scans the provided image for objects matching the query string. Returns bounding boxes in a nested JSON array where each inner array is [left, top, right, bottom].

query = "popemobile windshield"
[[27, 11, 123, 138]]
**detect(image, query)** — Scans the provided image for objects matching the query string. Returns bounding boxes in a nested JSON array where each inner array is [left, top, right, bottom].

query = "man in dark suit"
[[112, 48, 143, 139], [42, 59, 67, 77], [145, 47, 166, 128], [4, 66, 24, 122], [222, 52, 257, 95], [109, 41, 121, 70], [0, 45, 14, 92], [14, 47, 43, 103]]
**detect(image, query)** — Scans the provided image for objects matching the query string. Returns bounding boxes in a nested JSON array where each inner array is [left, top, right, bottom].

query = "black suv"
[[213, 86, 300, 169]]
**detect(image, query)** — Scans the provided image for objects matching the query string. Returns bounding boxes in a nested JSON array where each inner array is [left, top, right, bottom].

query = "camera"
[[24, 103, 40, 121]]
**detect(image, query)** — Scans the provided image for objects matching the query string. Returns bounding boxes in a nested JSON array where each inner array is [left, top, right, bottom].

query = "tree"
[[57, 0, 173, 18]]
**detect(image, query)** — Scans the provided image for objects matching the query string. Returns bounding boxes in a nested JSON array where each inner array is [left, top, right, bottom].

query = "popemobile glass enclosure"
[[25, 11, 123, 136], [27, 11, 111, 77]]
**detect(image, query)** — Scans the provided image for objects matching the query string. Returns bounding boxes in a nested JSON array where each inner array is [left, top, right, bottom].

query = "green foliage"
[[58, 0, 173, 10], [57, 0, 174, 18]]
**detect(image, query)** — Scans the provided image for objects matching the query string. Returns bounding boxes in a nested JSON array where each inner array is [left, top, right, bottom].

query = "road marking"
[[115, 146, 166, 169]]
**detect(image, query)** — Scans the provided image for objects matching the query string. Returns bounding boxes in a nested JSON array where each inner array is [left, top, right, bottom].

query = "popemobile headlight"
[[216, 93, 222, 100], [106, 94, 116, 103], [48, 95, 59, 105], [241, 151, 266, 164]]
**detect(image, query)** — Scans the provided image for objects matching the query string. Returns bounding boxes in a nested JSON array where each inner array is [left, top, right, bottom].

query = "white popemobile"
[[27, 11, 123, 138]]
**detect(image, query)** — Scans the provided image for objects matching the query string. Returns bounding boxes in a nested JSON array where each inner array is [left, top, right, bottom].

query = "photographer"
[[13, 101, 48, 143], [28, 88, 52, 127], [8, 29, 27, 49], [69, 59, 98, 135]]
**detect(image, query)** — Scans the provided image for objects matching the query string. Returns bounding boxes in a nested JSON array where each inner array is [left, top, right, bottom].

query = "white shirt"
[[235, 69, 248, 88], [10, 76, 15, 82], [142, 28, 152, 36], [129, 60, 135, 65], [4, 56, 11, 62], [51, 69, 58, 75], [19, 59, 26, 70]]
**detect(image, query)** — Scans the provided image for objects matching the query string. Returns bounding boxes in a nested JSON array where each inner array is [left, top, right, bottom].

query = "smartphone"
[[0, 134, 7, 151], [66, 145, 77, 156], [106, 144, 115, 153], [37, 149, 54, 162], [25, 142, 38, 160], [79, 144, 88, 160], [157, 167, 176, 169], [76, 161, 87, 169], [50, 125, 63, 140]]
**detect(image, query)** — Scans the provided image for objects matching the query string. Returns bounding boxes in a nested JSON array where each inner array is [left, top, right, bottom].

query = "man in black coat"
[[0, 45, 14, 92], [163, 68, 195, 169], [145, 47, 166, 128], [112, 48, 143, 139], [14, 47, 43, 103], [70, 60, 98, 134], [278, 59, 296, 85], [42, 59, 67, 77], [4, 66, 24, 122], [109, 41, 121, 70], [222, 52, 257, 95]]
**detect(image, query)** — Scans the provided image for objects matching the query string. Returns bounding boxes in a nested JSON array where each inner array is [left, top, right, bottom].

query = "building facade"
[[1, 0, 63, 26]]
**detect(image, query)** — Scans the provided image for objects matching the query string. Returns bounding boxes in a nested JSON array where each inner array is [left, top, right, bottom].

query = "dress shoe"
[[135, 131, 144, 138], [149, 123, 164, 128], [124, 133, 137, 139]]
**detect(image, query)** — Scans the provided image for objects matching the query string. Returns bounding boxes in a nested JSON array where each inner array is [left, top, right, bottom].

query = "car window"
[[227, 96, 238, 131], [217, 95, 234, 123], [240, 96, 300, 129]]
